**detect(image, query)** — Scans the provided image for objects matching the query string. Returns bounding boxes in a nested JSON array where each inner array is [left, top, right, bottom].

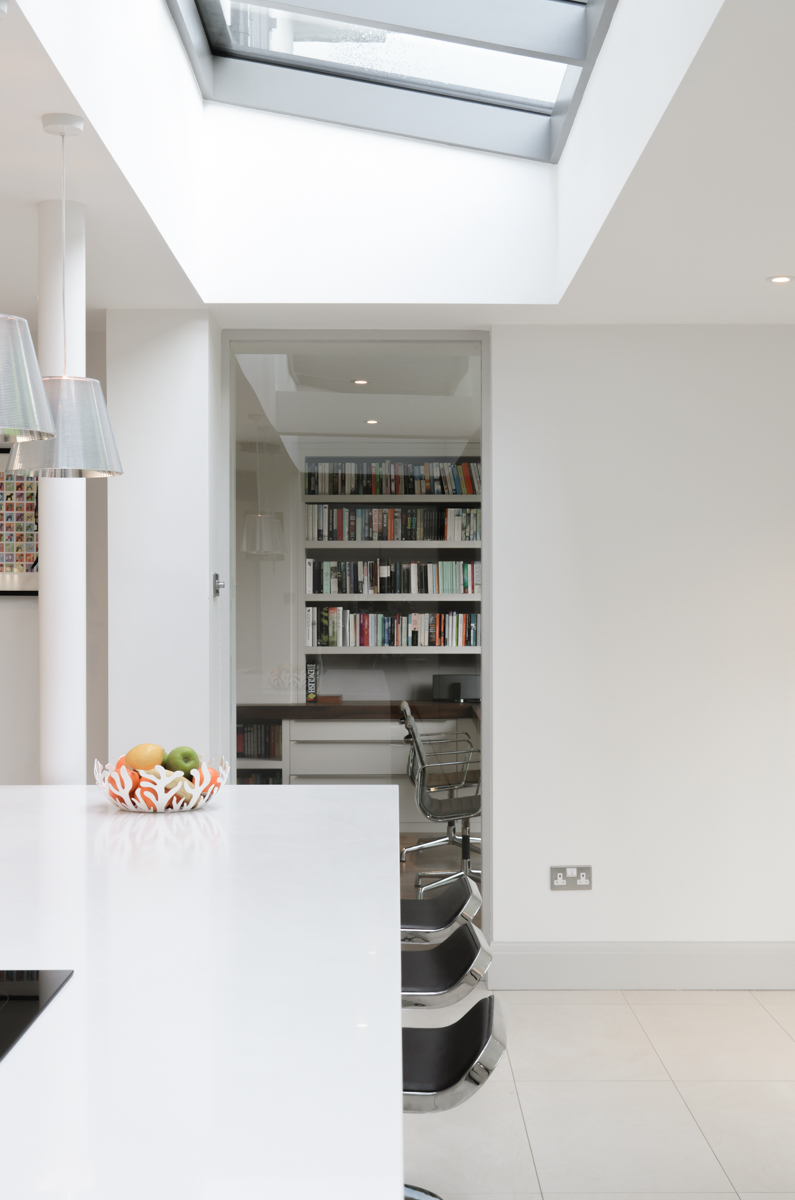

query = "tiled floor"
[[403, 987, 795, 1199]]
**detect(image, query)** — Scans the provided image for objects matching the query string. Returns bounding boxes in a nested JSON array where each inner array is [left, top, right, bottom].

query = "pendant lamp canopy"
[[241, 512, 285, 559], [7, 376, 122, 477], [6, 112, 123, 478], [0, 314, 55, 443], [241, 439, 284, 558]]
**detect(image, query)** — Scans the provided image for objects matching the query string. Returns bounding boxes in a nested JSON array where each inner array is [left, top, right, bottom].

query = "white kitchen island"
[[0, 784, 403, 1200]]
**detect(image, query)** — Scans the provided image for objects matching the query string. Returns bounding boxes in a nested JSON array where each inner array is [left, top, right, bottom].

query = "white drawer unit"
[[284, 716, 471, 832]]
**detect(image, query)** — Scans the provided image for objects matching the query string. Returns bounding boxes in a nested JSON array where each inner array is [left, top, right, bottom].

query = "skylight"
[[214, 4, 568, 112], [175, 0, 619, 161]]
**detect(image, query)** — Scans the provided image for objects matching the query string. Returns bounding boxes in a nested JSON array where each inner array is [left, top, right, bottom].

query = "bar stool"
[[401, 875, 482, 944], [402, 920, 491, 1007], [403, 995, 507, 1198]]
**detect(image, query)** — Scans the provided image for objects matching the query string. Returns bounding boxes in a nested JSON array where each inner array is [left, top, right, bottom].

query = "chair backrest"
[[403, 995, 506, 1113], [400, 700, 481, 823], [400, 876, 482, 942], [401, 920, 492, 1007]]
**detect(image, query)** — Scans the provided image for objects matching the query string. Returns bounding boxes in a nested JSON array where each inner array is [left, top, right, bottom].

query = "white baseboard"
[[490, 941, 795, 990]]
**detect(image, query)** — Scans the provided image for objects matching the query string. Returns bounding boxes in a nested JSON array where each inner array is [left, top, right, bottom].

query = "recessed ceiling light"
[[768, 275, 792, 283], [366, 419, 378, 425], [353, 379, 368, 385]]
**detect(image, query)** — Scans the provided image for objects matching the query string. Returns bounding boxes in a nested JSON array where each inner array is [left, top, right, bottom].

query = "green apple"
[[165, 745, 201, 777]]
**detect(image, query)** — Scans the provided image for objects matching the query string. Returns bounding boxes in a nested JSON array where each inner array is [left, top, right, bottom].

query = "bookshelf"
[[307, 645, 481, 656], [236, 718, 284, 784], [303, 455, 482, 665]]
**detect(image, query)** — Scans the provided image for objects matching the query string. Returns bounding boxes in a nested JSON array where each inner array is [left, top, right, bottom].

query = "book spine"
[[306, 661, 317, 703]]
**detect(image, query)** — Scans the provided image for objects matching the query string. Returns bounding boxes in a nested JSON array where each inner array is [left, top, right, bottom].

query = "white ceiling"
[[0, 2, 200, 329], [2, 0, 795, 328]]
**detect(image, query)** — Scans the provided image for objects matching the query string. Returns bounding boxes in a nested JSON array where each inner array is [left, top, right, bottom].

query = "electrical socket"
[[551, 865, 592, 890]]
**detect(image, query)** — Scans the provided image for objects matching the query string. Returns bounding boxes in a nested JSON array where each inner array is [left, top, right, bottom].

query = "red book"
[[462, 462, 474, 494]]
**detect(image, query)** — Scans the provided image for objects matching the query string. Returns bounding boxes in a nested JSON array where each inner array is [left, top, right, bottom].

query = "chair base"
[[405, 1186, 443, 1200], [417, 865, 481, 896]]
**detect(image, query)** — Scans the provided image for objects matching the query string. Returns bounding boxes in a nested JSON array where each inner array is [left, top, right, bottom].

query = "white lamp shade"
[[0, 314, 55, 443], [6, 376, 122, 477], [241, 512, 285, 558]]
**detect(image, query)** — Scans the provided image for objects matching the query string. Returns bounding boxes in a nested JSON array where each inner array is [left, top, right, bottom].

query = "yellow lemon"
[[125, 743, 166, 771]]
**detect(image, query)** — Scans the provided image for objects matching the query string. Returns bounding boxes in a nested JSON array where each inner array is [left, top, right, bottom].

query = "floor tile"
[[517, 1081, 732, 1193], [494, 990, 626, 1005], [545, 1195, 737, 1200], [404, 1081, 540, 1195], [763, 1005, 795, 1041], [738, 1195, 795, 1200], [753, 990, 795, 1009], [632, 1003, 795, 1080], [507, 1004, 667, 1081], [680, 1081, 795, 1192], [625, 989, 756, 1005], [445, 1195, 540, 1200]]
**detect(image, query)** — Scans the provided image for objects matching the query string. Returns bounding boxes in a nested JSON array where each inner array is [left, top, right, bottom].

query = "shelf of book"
[[306, 645, 481, 655], [304, 494, 480, 504], [237, 758, 284, 767], [305, 540, 481, 550], [304, 594, 480, 603]]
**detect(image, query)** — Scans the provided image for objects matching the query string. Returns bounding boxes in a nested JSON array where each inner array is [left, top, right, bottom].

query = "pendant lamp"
[[241, 441, 285, 559], [0, 314, 55, 443], [6, 114, 122, 478]]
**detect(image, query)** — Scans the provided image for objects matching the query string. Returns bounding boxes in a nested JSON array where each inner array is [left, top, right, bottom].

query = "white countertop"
[[0, 784, 404, 1200]]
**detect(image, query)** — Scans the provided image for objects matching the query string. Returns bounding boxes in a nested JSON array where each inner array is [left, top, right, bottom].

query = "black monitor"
[[432, 674, 481, 703]]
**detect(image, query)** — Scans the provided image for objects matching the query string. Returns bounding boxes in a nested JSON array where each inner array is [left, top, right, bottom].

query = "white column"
[[37, 199, 87, 784]]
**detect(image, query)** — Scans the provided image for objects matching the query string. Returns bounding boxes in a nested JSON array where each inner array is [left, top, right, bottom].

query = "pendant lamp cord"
[[61, 132, 66, 378]]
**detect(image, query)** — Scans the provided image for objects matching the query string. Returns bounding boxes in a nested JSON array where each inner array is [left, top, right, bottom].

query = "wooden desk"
[[0, 784, 403, 1199], [238, 700, 478, 723]]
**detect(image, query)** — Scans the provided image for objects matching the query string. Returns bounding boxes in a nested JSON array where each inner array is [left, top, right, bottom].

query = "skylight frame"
[[167, 0, 619, 163]]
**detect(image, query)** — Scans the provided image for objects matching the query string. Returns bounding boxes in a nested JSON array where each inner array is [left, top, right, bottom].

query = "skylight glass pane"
[[220, 4, 567, 109]]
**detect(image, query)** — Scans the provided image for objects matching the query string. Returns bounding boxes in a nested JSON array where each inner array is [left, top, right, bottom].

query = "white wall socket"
[[551, 865, 592, 890]]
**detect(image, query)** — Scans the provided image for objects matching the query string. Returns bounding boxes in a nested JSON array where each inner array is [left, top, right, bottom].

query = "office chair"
[[399, 700, 481, 892]]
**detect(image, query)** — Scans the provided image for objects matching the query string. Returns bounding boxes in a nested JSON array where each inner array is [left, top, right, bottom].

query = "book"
[[305, 606, 480, 648], [304, 558, 481, 595], [303, 458, 481, 497], [305, 505, 481, 543]]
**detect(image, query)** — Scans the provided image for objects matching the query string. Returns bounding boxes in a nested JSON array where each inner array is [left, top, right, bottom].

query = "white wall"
[[556, 0, 724, 294], [0, 596, 39, 783], [491, 325, 795, 983], [106, 311, 226, 764]]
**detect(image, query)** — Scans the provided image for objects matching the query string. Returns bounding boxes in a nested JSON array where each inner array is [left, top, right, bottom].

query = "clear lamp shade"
[[241, 512, 285, 558], [6, 376, 123, 478], [0, 314, 55, 443]]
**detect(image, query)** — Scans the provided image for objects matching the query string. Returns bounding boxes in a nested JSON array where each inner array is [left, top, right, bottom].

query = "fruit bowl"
[[94, 756, 230, 813]]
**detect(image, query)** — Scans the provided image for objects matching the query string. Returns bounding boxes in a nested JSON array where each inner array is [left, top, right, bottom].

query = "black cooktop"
[[0, 971, 73, 1063]]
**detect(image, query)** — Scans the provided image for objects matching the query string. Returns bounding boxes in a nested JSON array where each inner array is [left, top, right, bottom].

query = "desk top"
[[238, 700, 478, 722], [0, 785, 403, 1200]]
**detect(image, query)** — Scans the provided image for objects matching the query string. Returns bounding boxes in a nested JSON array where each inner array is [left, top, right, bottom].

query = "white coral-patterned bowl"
[[94, 757, 230, 813]]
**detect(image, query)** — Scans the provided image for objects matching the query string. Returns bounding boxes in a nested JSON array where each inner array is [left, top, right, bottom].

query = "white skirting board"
[[490, 942, 795, 990]]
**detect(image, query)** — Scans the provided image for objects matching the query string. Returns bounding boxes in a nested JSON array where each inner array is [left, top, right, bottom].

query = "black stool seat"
[[403, 995, 506, 1114], [400, 876, 481, 944], [401, 922, 490, 1006]]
